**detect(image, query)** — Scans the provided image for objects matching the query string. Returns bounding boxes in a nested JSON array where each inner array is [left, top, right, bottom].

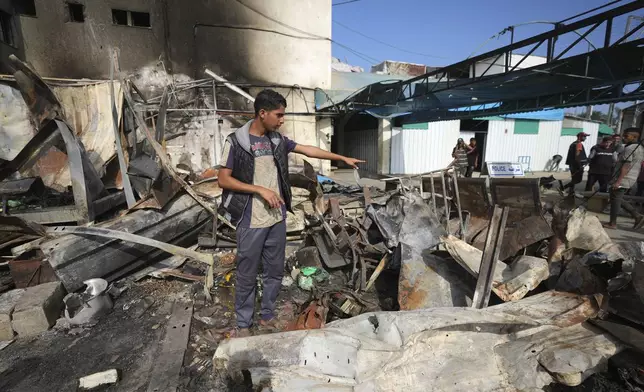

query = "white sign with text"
[[486, 162, 525, 177]]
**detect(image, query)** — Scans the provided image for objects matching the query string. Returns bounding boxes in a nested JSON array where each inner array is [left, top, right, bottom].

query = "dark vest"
[[589, 145, 614, 175], [566, 141, 587, 167], [219, 131, 292, 223]]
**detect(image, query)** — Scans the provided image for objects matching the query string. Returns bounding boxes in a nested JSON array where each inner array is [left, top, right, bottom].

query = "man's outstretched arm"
[[293, 144, 365, 169]]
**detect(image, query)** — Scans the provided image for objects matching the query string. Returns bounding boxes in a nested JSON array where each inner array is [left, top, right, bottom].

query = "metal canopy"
[[329, 1, 644, 124]]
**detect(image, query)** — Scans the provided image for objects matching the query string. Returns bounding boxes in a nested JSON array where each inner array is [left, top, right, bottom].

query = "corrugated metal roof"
[[316, 72, 403, 109], [474, 109, 564, 121]]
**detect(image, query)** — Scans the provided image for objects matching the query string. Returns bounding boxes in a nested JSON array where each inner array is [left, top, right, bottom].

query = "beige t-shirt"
[[220, 133, 297, 228]]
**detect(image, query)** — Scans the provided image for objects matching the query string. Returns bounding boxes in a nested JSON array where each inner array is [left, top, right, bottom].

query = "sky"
[[331, 0, 641, 113], [332, 0, 633, 69]]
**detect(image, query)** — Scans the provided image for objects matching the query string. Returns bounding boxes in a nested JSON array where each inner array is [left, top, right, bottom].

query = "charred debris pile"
[[0, 56, 643, 391]]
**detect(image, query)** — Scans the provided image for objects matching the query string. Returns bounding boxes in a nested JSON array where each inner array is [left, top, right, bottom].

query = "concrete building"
[[620, 101, 644, 132], [470, 54, 547, 78], [8, 0, 332, 171], [0, 0, 23, 73]]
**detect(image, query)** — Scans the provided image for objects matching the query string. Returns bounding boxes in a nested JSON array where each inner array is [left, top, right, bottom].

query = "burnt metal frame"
[[489, 178, 542, 218], [472, 205, 509, 309], [333, 1, 644, 120], [5, 120, 121, 225]]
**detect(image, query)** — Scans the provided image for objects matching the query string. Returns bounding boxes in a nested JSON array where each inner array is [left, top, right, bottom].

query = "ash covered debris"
[[0, 49, 642, 392]]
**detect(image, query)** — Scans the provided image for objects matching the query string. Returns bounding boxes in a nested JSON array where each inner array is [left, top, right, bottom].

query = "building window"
[[15, 0, 37, 17], [0, 11, 15, 47], [67, 3, 85, 23], [112, 9, 151, 28]]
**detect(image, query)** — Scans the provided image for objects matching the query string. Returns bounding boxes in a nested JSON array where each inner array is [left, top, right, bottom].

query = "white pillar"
[[316, 117, 333, 175], [378, 118, 392, 174]]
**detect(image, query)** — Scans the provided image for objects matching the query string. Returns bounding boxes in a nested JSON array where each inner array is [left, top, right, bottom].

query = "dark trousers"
[[465, 166, 474, 178], [563, 165, 583, 193], [457, 166, 467, 177], [234, 220, 286, 328], [585, 173, 610, 193], [610, 187, 640, 225], [637, 181, 644, 197]]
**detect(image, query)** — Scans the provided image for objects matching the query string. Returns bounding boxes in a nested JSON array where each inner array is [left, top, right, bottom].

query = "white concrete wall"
[[470, 54, 547, 78], [484, 119, 563, 172], [390, 120, 461, 174]]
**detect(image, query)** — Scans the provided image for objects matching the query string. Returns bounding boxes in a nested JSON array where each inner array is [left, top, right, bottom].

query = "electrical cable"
[[234, 0, 328, 39], [332, 41, 382, 64], [333, 0, 362, 6], [316, 87, 341, 112], [333, 20, 449, 59], [234, 0, 382, 65]]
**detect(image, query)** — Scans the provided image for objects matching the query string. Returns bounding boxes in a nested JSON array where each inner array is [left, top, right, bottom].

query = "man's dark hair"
[[254, 89, 287, 116], [470, 138, 476, 142]]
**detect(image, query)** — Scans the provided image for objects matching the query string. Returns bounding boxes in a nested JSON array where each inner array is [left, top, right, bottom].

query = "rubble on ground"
[[0, 57, 643, 392]]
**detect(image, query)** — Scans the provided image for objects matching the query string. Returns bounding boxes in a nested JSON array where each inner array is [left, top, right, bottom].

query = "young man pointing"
[[218, 89, 363, 337]]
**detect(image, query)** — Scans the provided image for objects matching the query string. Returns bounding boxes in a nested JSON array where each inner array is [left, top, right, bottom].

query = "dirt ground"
[[0, 246, 398, 392]]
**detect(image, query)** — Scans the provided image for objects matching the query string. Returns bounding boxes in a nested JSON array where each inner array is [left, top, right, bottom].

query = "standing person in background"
[[548, 154, 563, 172], [560, 132, 589, 196], [585, 136, 614, 193], [218, 89, 364, 337], [636, 161, 644, 197], [603, 128, 644, 230], [465, 138, 479, 178], [451, 138, 468, 177], [612, 134, 624, 155]]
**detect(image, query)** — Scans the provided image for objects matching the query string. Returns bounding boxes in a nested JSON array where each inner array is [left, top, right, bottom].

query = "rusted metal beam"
[[365, 253, 389, 291], [56, 120, 94, 224], [451, 169, 465, 237], [472, 206, 509, 309], [121, 77, 218, 219], [110, 51, 136, 208], [46, 226, 214, 266], [151, 87, 169, 161]]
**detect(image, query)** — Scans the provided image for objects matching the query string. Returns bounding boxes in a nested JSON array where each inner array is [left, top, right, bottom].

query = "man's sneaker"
[[634, 216, 644, 230], [228, 327, 251, 338], [258, 317, 286, 332], [602, 222, 617, 230]]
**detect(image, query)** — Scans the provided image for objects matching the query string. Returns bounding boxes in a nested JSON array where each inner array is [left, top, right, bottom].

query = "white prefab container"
[[390, 120, 461, 174], [484, 119, 563, 172]]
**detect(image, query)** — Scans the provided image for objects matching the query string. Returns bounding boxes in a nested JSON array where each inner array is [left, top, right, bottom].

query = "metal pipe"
[[109, 53, 136, 209], [205, 69, 256, 102], [430, 175, 437, 213], [134, 108, 335, 116], [451, 169, 465, 238], [440, 171, 448, 228]]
